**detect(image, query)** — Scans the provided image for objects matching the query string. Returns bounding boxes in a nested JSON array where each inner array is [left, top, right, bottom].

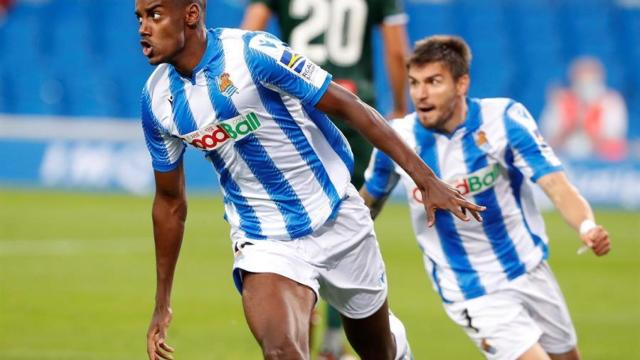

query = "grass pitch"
[[1, 189, 638, 359]]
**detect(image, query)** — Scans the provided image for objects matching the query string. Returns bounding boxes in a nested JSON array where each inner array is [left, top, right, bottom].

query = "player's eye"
[[152, 12, 161, 20], [136, 16, 142, 24]]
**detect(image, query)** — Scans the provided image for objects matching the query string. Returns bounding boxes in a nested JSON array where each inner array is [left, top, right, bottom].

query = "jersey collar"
[[192, 28, 219, 74], [173, 28, 219, 84]]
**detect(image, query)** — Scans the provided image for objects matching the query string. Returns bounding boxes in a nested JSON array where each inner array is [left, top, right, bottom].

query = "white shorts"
[[444, 262, 577, 360], [231, 185, 388, 319]]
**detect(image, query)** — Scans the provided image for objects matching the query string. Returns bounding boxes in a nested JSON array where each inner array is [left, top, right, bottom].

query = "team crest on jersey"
[[476, 130, 487, 146], [218, 72, 239, 97], [475, 130, 492, 153]]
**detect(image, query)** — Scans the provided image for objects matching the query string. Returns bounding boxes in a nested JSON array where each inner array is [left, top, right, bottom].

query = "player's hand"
[[580, 225, 611, 256], [418, 176, 485, 227], [147, 306, 175, 360]]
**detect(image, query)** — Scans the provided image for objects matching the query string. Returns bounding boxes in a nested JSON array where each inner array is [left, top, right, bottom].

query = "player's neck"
[[171, 27, 207, 78], [441, 96, 468, 134]]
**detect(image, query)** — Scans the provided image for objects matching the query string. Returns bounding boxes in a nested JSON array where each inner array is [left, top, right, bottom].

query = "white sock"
[[320, 328, 343, 356], [389, 312, 410, 360]]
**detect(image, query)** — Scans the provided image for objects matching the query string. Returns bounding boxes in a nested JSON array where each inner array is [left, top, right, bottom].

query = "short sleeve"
[[141, 88, 185, 172], [243, 31, 332, 106], [504, 102, 563, 182], [379, 0, 408, 26], [364, 148, 401, 199]]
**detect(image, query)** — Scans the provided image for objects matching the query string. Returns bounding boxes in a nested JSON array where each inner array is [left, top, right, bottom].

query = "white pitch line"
[[0, 238, 152, 257]]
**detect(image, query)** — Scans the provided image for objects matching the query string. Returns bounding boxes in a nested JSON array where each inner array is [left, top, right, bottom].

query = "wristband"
[[579, 219, 597, 236]]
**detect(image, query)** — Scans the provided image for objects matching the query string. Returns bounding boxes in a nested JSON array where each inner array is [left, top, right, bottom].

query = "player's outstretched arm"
[[317, 82, 484, 226], [538, 171, 611, 256], [146, 163, 187, 360], [240, 2, 272, 31]]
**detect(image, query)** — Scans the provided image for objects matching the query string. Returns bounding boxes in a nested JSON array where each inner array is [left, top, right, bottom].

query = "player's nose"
[[139, 18, 151, 36]]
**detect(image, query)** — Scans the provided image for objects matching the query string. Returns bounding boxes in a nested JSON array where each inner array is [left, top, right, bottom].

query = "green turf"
[[1, 189, 638, 359]]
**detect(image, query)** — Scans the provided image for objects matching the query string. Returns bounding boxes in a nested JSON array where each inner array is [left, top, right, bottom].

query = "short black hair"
[[181, 0, 205, 9], [407, 35, 472, 80]]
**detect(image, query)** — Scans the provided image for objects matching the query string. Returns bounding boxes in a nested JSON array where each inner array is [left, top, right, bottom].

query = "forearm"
[[540, 173, 594, 232], [151, 194, 187, 307], [385, 31, 407, 115], [240, 3, 271, 31], [388, 57, 407, 115], [328, 91, 434, 182]]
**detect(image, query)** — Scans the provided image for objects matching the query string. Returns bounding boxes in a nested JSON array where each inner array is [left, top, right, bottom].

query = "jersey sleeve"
[[504, 101, 563, 182], [364, 148, 401, 199], [378, 0, 409, 25], [244, 31, 332, 106], [141, 88, 185, 172]]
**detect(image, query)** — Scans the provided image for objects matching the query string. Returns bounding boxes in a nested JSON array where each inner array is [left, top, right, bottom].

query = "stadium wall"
[[2, 115, 640, 209]]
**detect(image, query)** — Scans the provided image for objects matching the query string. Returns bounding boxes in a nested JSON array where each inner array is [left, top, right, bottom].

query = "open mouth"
[[140, 39, 153, 57], [418, 105, 436, 115]]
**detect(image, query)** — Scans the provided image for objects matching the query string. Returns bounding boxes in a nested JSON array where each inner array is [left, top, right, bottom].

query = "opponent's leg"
[[242, 272, 316, 360]]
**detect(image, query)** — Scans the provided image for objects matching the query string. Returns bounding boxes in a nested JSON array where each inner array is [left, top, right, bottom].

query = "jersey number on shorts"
[[289, 0, 367, 67]]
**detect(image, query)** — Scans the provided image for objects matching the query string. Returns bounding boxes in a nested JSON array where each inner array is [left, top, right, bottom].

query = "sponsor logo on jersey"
[[182, 112, 262, 150], [451, 163, 502, 196], [412, 163, 502, 203], [218, 72, 238, 97]]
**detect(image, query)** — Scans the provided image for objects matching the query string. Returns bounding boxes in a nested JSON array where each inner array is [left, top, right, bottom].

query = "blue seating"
[[0, 0, 637, 138]]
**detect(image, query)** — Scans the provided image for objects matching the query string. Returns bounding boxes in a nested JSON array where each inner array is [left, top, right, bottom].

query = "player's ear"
[[456, 74, 470, 96], [185, 3, 202, 28]]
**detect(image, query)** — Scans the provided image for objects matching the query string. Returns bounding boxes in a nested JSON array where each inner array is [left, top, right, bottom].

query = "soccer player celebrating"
[[362, 35, 611, 360], [135, 1, 483, 359], [241, 1, 410, 357]]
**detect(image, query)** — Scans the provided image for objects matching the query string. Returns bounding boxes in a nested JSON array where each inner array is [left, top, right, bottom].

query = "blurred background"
[[0, 0, 639, 203], [0, 0, 639, 359]]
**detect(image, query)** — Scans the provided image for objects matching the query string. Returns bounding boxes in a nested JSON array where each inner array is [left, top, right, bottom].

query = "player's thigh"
[[231, 236, 320, 354], [444, 293, 542, 360], [242, 272, 316, 351], [518, 343, 552, 360], [519, 262, 578, 355]]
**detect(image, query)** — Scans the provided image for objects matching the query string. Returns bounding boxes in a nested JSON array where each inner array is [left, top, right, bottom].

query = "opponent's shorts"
[[443, 262, 577, 360], [231, 184, 387, 319]]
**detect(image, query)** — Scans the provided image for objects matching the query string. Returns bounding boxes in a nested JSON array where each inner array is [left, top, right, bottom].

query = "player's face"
[[135, 0, 186, 65], [409, 62, 469, 131]]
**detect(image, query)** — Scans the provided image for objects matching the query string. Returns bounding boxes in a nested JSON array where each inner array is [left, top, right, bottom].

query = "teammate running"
[[362, 35, 611, 360]]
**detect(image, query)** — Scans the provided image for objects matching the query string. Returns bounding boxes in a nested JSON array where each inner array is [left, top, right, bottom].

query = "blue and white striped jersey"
[[141, 28, 353, 241], [365, 98, 563, 303]]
